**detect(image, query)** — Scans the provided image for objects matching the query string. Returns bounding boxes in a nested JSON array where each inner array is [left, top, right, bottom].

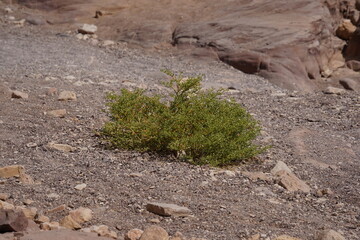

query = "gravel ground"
[[0, 17, 359, 240]]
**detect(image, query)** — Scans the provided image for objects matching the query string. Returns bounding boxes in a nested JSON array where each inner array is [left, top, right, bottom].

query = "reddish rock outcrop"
[[12, 0, 358, 91]]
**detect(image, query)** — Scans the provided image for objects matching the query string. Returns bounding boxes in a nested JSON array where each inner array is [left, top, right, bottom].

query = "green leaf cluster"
[[102, 70, 265, 166]]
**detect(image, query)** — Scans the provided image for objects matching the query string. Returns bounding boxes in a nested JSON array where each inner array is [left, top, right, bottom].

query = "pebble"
[[0, 193, 10, 201], [58, 91, 77, 101], [11, 90, 28, 99], [74, 183, 87, 191], [78, 24, 98, 34], [47, 142, 76, 152], [47, 109, 67, 118]]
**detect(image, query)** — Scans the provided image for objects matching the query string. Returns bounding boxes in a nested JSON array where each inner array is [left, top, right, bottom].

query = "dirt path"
[[0, 19, 359, 240]]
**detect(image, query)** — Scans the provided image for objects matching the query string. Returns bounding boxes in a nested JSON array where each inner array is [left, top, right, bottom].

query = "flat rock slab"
[[0, 165, 24, 178], [146, 202, 192, 217], [47, 142, 76, 152], [275, 170, 311, 193]]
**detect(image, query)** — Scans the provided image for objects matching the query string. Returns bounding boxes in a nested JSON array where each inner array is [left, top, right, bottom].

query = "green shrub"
[[102, 70, 265, 166]]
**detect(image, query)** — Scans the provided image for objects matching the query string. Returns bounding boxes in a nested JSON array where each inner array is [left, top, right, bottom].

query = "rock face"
[[16, 0, 349, 92], [0, 209, 28, 233]]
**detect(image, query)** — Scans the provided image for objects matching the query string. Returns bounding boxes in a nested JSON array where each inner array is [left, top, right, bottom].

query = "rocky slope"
[[0, 1, 360, 240]]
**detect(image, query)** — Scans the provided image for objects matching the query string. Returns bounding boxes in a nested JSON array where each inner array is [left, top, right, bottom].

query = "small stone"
[[89, 39, 99, 45], [146, 202, 192, 217], [0, 194, 9, 201], [74, 183, 87, 191], [317, 188, 334, 197], [46, 193, 60, 200], [60, 215, 81, 230], [248, 234, 260, 240], [170, 232, 186, 240], [276, 170, 311, 193], [35, 215, 50, 224], [89, 225, 117, 239], [0, 209, 28, 232], [315, 229, 345, 240], [242, 171, 272, 182], [47, 204, 66, 214], [336, 19, 356, 40], [13, 19, 26, 26], [148, 218, 160, 223], [46, 87, 58, 95], [47, 109, 67, 118], [140, 226, 169, 240], [23, 199, 34, 205], [76, 33, 84, 40], [130, 173, 143, 177], [26, 17, 47, 25], [19, 171, 34, 184], [323, 87, 346, 95], [4, 7, 13, 13], [273, 235, 302, 240], [102, 40, 115, 47], [125, 228, 144, 240], [0, 201, 15, 210], [271, 161, 293, 175], [69, 207, 92, 223], [223, 170, 236, 177], [47, 142, 76, 152], [11, 90, 28, 99], [40, 221, 62, 230], [95, 10, 104, 18], [26, 142, 37, 148], [58, 91, 77, 101], [64, 75, 76, 81], [78, 24, 97, 34]]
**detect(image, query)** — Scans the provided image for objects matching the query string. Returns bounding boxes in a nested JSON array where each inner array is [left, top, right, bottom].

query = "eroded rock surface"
[[14, 0, 357, 91]]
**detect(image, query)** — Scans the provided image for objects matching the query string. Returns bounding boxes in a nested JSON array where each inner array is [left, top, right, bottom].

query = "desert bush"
[[102, 70, 265, 166]]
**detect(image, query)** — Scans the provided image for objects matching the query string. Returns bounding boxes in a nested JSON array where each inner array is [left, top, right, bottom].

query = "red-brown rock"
[[0, 209, 28, 233]]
